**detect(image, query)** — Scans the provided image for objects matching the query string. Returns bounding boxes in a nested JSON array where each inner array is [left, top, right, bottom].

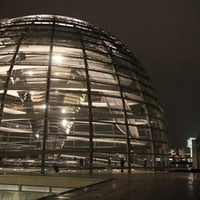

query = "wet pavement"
[[38, 172, 200, 200]]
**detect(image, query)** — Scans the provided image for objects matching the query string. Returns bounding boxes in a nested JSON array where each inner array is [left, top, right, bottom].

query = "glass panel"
[[53, 46, 83, 57], [0, 119, 44, 150], [137, 127, 151, 139], [7, 65, 48, 87], [54, 27, 81, 48], [19, 44, 50, 53], [83, 41, 107, 53], [87, 60, 113, 73], [89, 70, 116, 84], [92, 107, 124, 123], [52, 75, 82, 89], [154, 141, 166, 154], [147, 105, 164, 119], [0, 52, 14, 63], [0, 35, 19, 46], [90, 83, 120, 97], [52, 56, 85, 68], [47, 84, 90, 150], [63, 134, 90, 149], [150, 118, 166, 130], [115, 64, 132, 77], [131, 153, 153, 168], [22, 186, 49, 192], [14, 52, 49, 65], [140, 84, 156, 97], [91, 94, 123, 110], [0, 185, 19, 191], [93, 123, 113, 136], [93, 151, 127, 168], [86, 50, 111, 63], [131, 140, 152, 154], [80, 30, 101, 41], [51, 66, 86, 80], [0, 65, 9, 88], [0, 61, 48, 152], [119, 76, 139, 90], [23, 26, 52, 45], [113, 56, 145, 76]]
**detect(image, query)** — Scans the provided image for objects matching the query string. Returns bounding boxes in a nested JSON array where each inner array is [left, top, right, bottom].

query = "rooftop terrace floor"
[[39, 171, 200, 200]]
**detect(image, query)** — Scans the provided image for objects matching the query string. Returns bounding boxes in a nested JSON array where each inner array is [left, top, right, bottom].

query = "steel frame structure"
[[0, 15, 169, 173]]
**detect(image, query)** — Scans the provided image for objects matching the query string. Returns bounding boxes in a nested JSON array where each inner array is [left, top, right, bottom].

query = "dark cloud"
[[1, 0, 200, 147]]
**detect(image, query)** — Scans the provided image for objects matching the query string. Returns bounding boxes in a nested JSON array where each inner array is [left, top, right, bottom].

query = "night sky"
[[0, 0, 200, 148]]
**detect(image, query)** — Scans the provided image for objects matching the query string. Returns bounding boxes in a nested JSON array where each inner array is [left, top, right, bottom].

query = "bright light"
[[61, 119, 73, 134], [62, 119, 67, 127], [61, 109, 66, 113], [27, 71, 33, 75], [52, 54, 63, 63], [35, 134, 40, 139]]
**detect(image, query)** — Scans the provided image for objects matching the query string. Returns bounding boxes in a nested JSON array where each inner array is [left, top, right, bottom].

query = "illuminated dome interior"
[[0, 15, 169, 173]]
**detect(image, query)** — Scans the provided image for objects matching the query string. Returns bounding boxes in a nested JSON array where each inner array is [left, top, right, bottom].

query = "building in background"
[[192, 136, 200, 170], [187, 137, 196, 158], [0, 15, 169, 174]]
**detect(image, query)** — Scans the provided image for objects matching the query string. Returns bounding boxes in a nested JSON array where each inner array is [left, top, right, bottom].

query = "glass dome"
[[0, 15, 169, 173]]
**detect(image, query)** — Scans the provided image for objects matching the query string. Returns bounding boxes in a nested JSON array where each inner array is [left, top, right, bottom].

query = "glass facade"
[[0, 15, 169, 173]]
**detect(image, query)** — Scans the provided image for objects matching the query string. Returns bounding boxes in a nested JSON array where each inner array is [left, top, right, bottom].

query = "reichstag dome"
[[0, 15, 169, 173]]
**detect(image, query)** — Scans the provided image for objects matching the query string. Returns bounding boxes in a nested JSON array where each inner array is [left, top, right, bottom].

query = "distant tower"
[[187, 137, 196, 157], [191, 135, 200, 170]]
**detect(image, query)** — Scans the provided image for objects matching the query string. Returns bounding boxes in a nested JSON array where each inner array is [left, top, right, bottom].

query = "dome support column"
[[77, 29, 94, 174], [41, 19, 55, 174], [0, 29, 27, 122], [107, 47, 132, 174]]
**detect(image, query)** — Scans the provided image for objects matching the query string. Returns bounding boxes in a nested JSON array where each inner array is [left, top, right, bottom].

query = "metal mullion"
[[77, 28, 94, 174], [41, 19, 55, 174], [127, 61, 158, 170], [106, 47, 132, 174], [0, 29, 27, 123]]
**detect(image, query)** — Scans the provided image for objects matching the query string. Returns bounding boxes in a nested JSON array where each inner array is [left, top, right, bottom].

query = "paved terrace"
[[39, 171, 200, 200]]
